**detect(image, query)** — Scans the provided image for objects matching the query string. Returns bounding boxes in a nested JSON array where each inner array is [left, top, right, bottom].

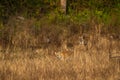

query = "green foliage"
[[72, 9, 90, 24], [0, 0, 120, 17], [0, 0, 120, 37]]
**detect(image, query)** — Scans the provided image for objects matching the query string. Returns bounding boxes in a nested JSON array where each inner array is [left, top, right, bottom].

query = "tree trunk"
[[60, 0, 67, 14]]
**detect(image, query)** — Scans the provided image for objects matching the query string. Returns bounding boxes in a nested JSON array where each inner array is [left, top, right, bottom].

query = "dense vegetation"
[[0, 1, 119, 21], [0, 1, 120, 80], [0, 0, 120, 49], [0, 0, 120, 17]]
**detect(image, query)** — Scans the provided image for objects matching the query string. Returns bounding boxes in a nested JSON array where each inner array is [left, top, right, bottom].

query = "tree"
[[60, 0, 67, 14]]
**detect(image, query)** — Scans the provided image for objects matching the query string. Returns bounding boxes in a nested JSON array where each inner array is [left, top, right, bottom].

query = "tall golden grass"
[[0, 35, 120, 80], [0, 18, 120, 80]]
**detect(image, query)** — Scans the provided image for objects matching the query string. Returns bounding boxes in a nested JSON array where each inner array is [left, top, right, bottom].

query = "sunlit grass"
[[0, 36, 119, 80]]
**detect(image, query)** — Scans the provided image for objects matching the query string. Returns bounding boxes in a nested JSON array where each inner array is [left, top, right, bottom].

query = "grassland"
[[0, 6, 120, 79], [0, 21, 120, 80]]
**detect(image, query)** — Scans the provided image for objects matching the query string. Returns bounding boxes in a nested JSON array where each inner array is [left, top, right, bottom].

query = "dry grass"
[[0, 17, 120, 80], [0, 36, 120, 80]]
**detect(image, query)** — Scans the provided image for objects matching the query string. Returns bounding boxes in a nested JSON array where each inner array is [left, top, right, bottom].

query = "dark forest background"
[[0, 0, 120, 49]]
